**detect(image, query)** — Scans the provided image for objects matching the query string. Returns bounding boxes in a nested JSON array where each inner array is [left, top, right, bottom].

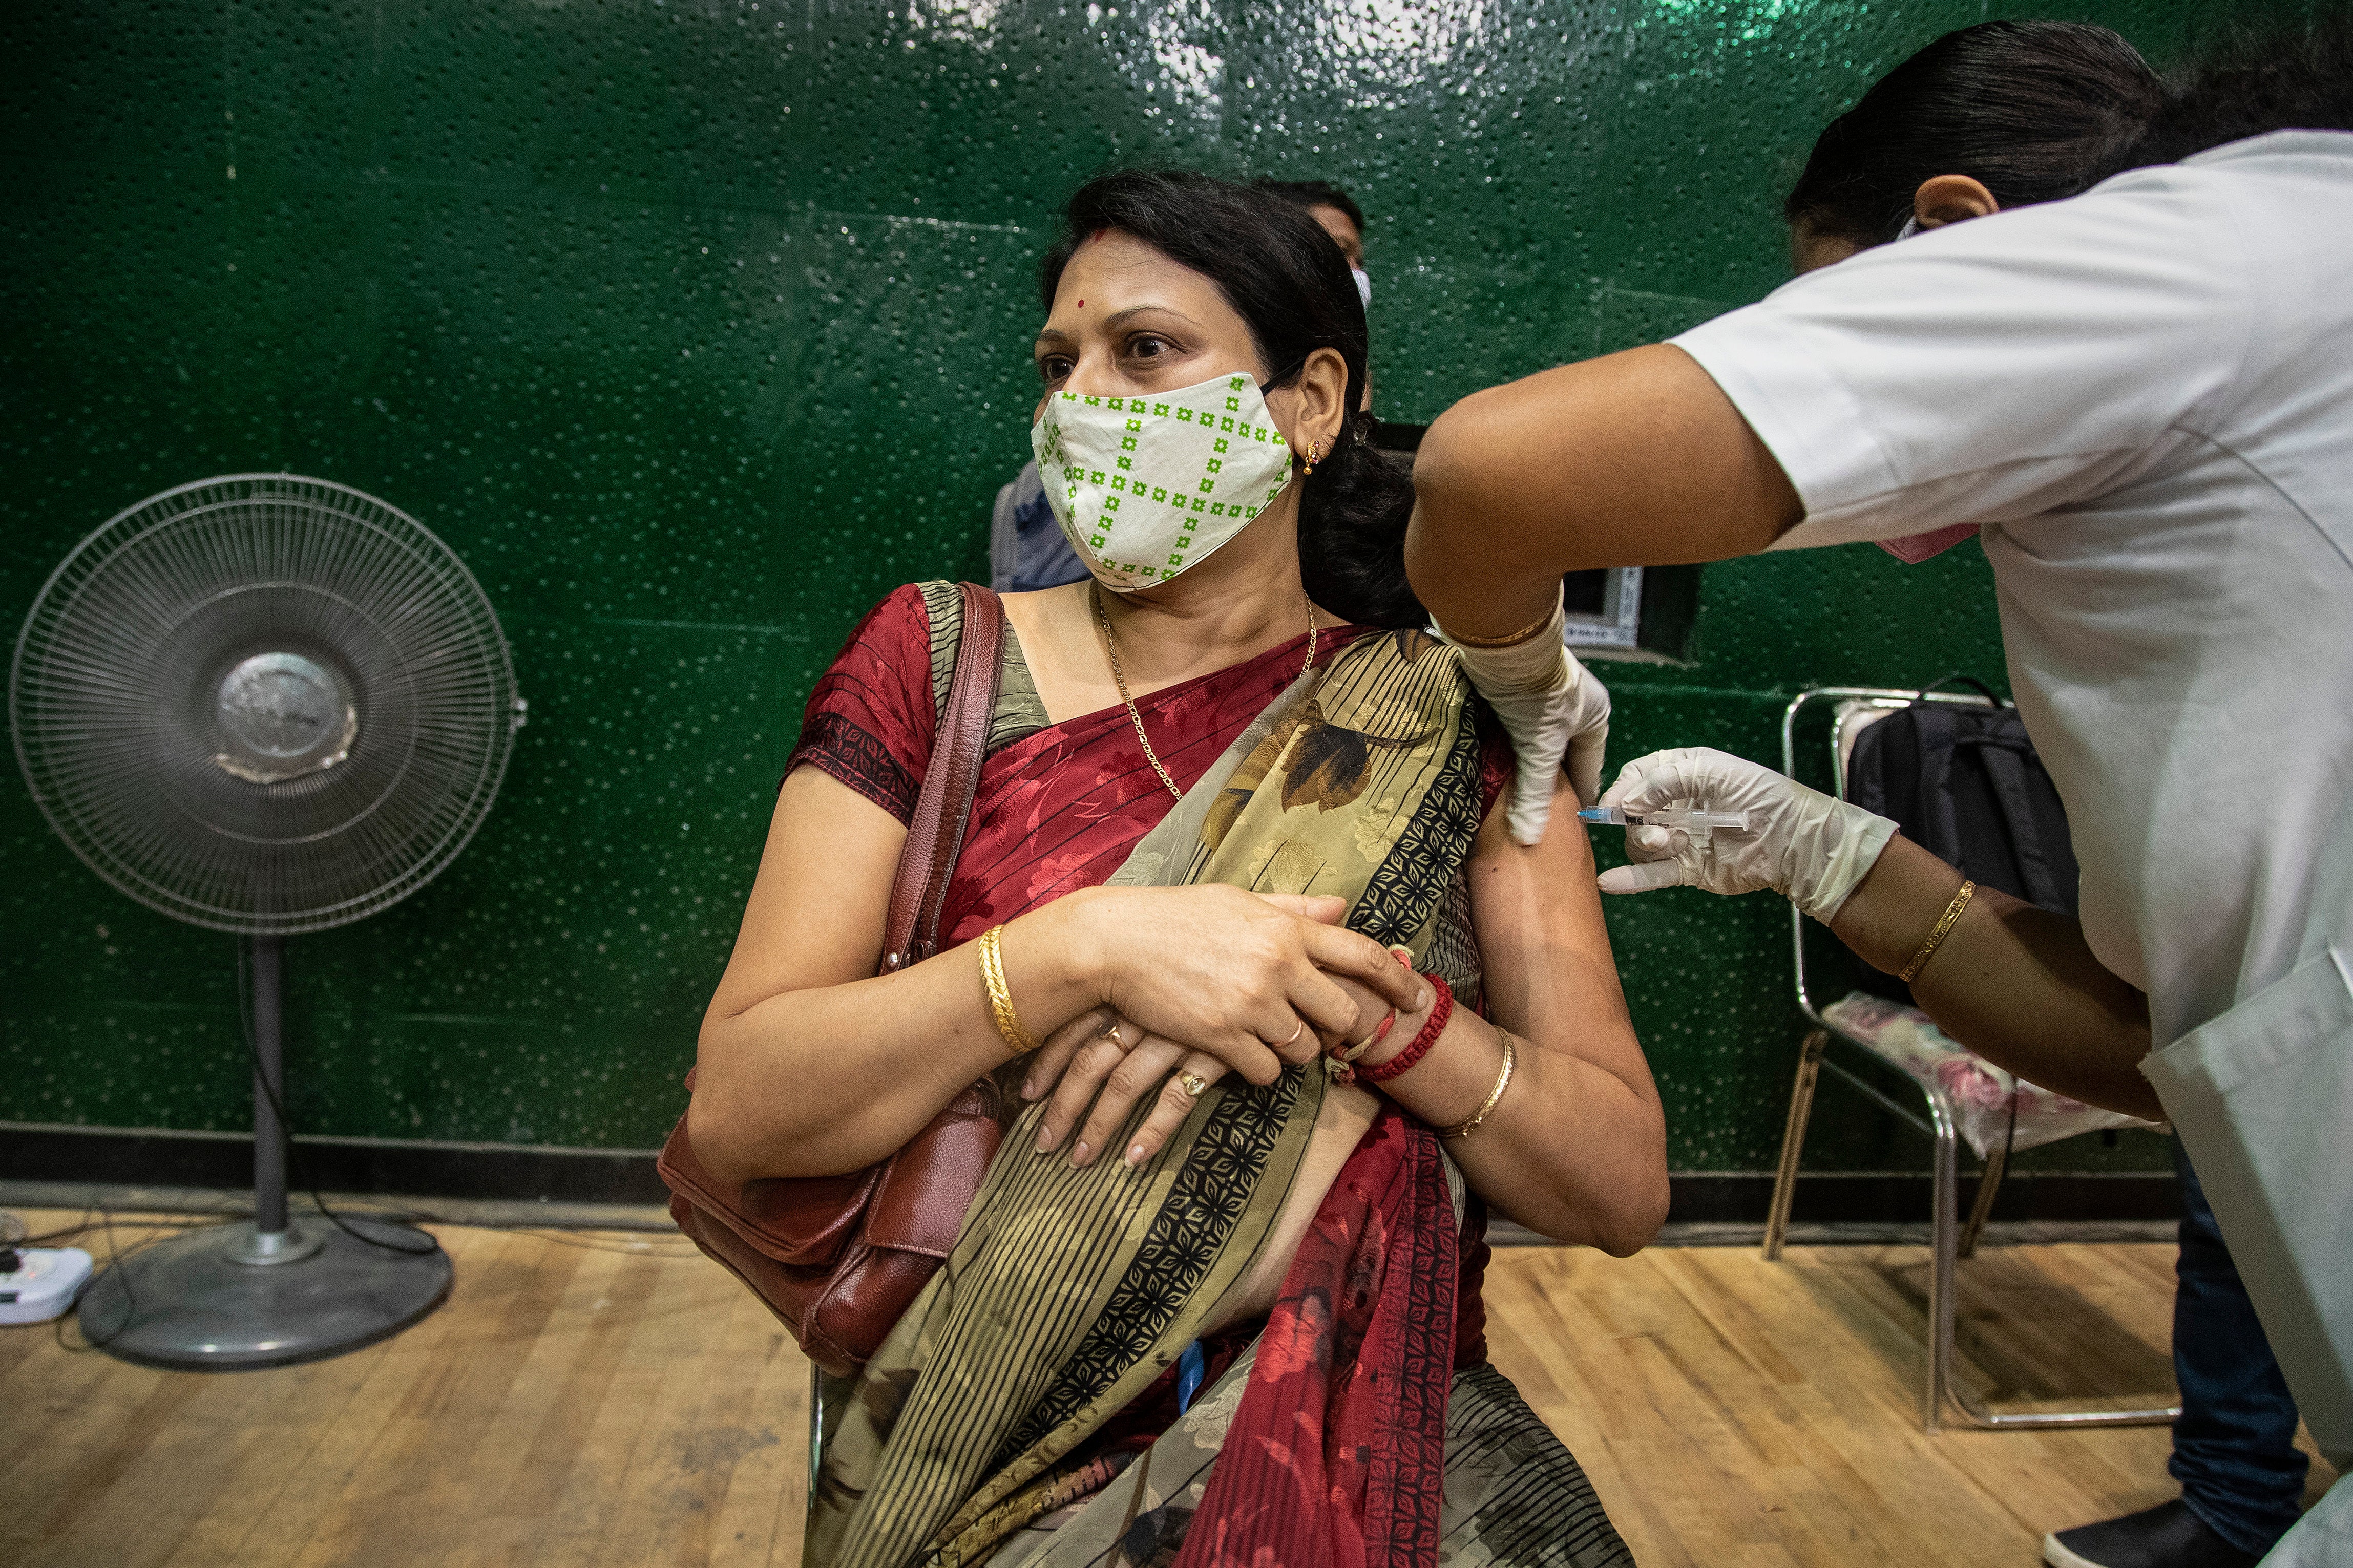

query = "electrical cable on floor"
[[3, 1203, 256, 1250]]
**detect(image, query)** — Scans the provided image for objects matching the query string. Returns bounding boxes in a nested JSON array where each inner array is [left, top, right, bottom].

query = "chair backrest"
[[1834, 699, 1903, 790], [1780, 687, 2007, 1026]]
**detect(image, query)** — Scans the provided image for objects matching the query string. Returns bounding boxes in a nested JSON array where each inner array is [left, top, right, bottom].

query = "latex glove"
[[1437, 592, 1611, 843], [1594, 746, 1897, 922]]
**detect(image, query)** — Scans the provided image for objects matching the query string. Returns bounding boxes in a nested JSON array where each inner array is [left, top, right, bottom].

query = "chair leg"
[[1927, 1110, 1960, 1432], [1929, 1102, 2180, 1431], [1959, 1138, 2008, 1260], [808, 1361, 827, 1511], [1762, 1031, 1827, 1262]]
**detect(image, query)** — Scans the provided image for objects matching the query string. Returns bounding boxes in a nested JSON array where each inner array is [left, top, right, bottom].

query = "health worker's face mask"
[[1031, 371, 1295, 592]]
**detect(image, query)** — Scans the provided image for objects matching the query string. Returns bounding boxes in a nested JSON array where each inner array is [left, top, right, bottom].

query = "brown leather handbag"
[[658, 583, 1008, 1377]]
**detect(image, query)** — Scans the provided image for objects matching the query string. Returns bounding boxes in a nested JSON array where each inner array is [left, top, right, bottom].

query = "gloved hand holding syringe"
[[1579, 747, 1899, 923]]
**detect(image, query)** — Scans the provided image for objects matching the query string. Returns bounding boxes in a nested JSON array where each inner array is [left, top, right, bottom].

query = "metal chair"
[[1763, 686, 2179, 1434], [809, 1363, 851, 1509]]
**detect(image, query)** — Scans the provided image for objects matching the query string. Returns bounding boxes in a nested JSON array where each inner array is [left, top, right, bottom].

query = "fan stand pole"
[[73, 935, 453, 1369], [229, 934, 321, 1265]]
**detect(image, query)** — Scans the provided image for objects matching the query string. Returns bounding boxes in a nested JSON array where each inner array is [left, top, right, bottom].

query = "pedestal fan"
[[10, 474, 524, 1369]]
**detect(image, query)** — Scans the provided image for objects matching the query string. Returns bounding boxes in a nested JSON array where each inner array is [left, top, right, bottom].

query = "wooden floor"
[[4, 1210, 2335, 1567]]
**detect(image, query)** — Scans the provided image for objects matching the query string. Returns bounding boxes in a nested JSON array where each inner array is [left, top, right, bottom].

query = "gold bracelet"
[[1899, 880, 1975, 983], [977, 925, 1040, 1056], [1439, 610, 1555, 649], [1441, 1026, 1518, 1139]]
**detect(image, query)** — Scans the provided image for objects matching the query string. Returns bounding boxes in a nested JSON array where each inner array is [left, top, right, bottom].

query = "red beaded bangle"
[[1361, 975, 1453, 1085]]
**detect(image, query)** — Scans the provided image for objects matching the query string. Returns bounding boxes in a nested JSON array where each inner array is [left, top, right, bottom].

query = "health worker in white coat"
[[1405, 19, 2353, 1566]]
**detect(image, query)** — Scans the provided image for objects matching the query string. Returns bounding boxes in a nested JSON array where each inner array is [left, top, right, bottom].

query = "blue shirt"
[[988, 459, 1088, 593]]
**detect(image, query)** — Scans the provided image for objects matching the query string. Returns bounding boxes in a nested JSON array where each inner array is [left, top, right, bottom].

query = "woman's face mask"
[[1031, 370, 1295, 592]]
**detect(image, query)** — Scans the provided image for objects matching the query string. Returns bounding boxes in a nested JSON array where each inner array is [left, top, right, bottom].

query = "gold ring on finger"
[[1178, 1072, 1208, 1099], [1272, 1022, 1304, 1047]]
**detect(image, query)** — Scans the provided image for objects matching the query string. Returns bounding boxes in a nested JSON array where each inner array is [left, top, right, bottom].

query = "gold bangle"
[[1441, 1027, 1517, 1139], [1440, 611, 1554, 649], [1899, 880, 1975, 984], [977, 925, 1040, 1056]]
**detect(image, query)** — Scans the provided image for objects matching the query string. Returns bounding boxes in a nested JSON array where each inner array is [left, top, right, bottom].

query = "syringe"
[[1577, 804, 1753, 844]]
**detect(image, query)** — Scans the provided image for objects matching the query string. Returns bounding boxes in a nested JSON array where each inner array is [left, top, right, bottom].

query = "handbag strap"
[[880, 582, 1005, 971]]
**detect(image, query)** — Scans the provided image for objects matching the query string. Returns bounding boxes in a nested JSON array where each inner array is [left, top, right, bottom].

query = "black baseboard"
[[0, 1121, 669, 1206], [3, 1121, 2179, 1223]]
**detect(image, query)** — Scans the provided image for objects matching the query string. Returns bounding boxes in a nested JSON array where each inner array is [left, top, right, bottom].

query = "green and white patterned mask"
[[1030, 370, 1294, 592]]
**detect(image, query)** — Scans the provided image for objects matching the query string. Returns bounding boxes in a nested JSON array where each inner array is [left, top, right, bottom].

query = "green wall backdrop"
[[3, 0, 2218, 1172]]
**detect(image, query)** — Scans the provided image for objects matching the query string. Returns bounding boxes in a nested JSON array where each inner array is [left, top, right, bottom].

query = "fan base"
[[77, 1216, 452, 1371]]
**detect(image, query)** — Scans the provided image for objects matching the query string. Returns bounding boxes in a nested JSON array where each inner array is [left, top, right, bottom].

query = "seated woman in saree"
[[690, 169, 1668, 1568]]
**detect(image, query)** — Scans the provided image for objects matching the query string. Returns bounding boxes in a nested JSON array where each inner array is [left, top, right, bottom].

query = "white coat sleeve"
[[1673, 164, 2254, 550]]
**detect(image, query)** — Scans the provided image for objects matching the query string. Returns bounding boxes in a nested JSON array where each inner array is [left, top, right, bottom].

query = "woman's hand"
[[1022, 894, 1423, 1169], [1067, 885, 1429, 1084], [1024, 1007, 1234, 1169], [1025, 982, 1405, 1170]]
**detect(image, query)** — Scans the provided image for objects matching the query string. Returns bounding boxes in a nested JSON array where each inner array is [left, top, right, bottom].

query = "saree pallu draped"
[[988, 1113, 1626, 1568], [791, 584, 1629, 1568]]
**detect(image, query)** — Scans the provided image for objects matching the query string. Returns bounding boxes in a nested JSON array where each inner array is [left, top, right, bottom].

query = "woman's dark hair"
[[2117, 10, 2353, 169], [1040, 169, 1420, 627], [1784, 20, 2160, 247]]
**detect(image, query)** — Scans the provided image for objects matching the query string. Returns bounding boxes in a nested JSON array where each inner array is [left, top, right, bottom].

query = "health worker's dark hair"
[[1039, 169, 1420, 628], [1785, 20, 2160, 247], [1250, 178, 1368, 238], [2116, 10, 2353, 168]]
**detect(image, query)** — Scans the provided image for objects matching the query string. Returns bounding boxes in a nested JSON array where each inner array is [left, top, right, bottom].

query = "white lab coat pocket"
[[2144, 948, 2353, 1469]]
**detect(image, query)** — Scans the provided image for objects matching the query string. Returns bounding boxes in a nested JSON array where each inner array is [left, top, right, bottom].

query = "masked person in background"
[[1405, 18, 2353, 1568], [990, 179, 1369, 596], [697, 170, 1663, 1567], [1253, 178, 1374, 312]]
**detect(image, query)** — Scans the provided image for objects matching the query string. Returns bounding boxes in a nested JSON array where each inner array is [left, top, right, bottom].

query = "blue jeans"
[[2170, 1137, 2308, 1555]]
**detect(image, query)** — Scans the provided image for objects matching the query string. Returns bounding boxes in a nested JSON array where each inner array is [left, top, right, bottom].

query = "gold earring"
[[1301, 440, 1322, 477]]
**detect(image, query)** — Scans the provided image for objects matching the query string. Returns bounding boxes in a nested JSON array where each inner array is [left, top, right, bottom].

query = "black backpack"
[[1847, 682, 2079, 1000]]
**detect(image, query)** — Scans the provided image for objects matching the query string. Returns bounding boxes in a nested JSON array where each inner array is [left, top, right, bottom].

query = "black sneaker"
[[2044, 1500, 2259, 1568]]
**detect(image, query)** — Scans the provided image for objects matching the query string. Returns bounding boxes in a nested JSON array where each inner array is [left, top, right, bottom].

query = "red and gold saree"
[[788, 583, 1631, 1568]]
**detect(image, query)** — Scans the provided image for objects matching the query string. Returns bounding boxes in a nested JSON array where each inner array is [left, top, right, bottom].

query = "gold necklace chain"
[[1094, 584, 1317, 803]]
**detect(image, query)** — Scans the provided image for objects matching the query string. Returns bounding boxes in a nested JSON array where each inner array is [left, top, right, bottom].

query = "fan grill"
[[12, 475, 519, 934]]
